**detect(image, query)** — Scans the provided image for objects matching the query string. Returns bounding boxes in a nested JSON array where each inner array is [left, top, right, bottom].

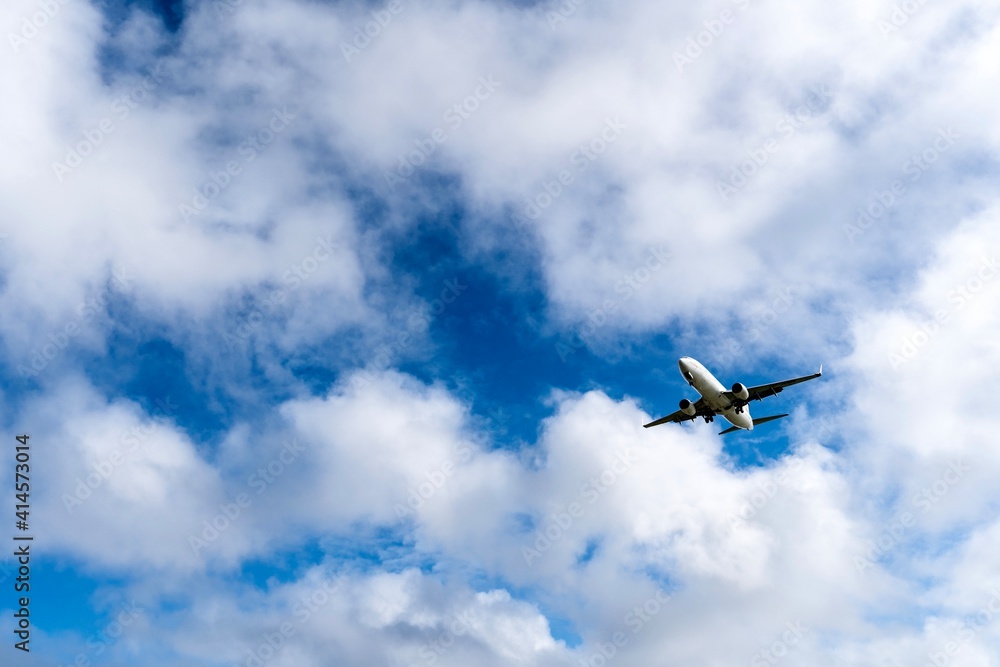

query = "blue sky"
[[2, 0, 1000, 665]]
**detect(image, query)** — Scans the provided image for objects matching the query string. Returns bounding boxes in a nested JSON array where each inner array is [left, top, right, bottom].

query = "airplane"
[[644, 357, 822, 435]]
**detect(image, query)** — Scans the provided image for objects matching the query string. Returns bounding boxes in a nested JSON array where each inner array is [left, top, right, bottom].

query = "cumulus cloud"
[[16, 377, 292, 573]]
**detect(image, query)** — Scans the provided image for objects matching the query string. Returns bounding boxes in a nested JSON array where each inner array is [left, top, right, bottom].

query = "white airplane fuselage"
[[679, 357, 753, 431]]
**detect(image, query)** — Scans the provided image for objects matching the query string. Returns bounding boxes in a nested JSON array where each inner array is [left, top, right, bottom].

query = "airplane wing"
[[718, 413, 788, 435], [643, 398, 711, 428], [723, 365, 823, 404]]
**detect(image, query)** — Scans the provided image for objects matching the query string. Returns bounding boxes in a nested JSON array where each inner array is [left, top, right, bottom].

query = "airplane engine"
[[731, 382, 749, 401], [679, 399, 697, 416]]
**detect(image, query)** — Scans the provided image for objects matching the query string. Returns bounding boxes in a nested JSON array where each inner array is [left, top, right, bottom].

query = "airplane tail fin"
[[719, 413, 789, 435]]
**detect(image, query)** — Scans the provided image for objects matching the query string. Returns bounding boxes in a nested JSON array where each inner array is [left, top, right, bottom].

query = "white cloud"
[[4, 0, 998, 368], [25, 378, 231, 570], [113, 567, 569, 667]]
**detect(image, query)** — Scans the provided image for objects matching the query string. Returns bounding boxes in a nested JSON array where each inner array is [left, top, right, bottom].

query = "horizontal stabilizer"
[[718, 413, 789, 435]]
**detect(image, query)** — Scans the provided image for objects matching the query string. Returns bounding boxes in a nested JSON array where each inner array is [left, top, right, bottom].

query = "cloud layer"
[[2, 0, 1000, 664]]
